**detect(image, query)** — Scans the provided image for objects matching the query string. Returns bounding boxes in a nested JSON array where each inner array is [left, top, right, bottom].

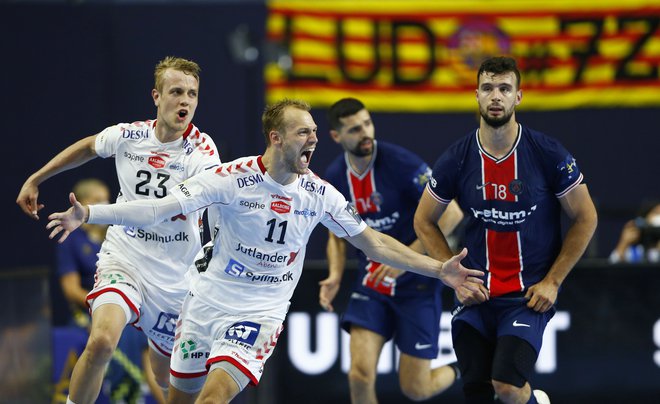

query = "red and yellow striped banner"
[[265, 0, 660, 111]]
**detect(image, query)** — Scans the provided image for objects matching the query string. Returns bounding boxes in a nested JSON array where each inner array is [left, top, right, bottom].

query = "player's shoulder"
[[299, 170, 338, 200], [213, 155, 264, 180], [519, 124, 567, 154], [100, 119, 153, 139], [182, 123, 220, 158]]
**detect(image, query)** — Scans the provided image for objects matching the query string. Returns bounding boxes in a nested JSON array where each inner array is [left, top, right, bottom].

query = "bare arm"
[[17, 135, 98, 219], [368, 203, 463, 285], [47, 193, 183, 243], [438, 199, 464, 238], [525, 184, 598, 312], [319, 231, 347, 312], [415, 191, 489, 304], [344, 226, 483, 290], [414, 192, 456, 261]]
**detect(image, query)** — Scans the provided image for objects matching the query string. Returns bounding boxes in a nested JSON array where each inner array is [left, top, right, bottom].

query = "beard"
[[349, 138, 374, 157], [480, 107, 514, 128]]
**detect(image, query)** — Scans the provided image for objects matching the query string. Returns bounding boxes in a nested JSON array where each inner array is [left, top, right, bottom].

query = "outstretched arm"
[[344, 226, 483, 290], [415, 191, 489, 304], [17, 135, 98, 220], [47, 192, 183, 243]]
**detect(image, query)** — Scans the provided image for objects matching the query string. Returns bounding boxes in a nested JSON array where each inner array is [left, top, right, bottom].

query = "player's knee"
[[492, 336, 537, 388], [399, 381, 429, 402], [84, 333, 116, 364], [492, 380, 523, 403], [152, 368, 169, 390], [348, 365, 375, 388]]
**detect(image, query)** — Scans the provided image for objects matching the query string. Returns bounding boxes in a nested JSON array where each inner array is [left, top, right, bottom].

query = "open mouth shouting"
[[300, 147, 315, 169], [177, 109, 189, 122]]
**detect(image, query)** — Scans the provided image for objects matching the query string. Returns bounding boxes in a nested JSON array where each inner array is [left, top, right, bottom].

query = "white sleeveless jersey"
[[170, 155, 367, 318], [95, 120, 221, 292]]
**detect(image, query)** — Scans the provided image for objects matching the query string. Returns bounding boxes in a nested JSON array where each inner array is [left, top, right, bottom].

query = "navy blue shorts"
[[341, 289, 442, 359], [451, 296, 555, 354]]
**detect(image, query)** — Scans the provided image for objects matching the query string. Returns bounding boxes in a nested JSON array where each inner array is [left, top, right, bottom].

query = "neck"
[[261, 148, 298, 185], [347, 153, 372, 175], [154, 120, 184, 143], [478, 119, 519, 159]]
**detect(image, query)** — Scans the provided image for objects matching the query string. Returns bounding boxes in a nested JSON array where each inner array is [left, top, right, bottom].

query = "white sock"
[[161, 385, 169, 400], [66, 398, 77, 404]]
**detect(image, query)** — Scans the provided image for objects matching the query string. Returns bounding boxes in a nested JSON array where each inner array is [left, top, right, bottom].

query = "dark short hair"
[[327, 98, 366, 131], [477, 56, 521, 88]]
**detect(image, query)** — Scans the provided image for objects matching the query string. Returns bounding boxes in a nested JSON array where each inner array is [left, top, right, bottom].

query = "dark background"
[[1, 2, 659, 402], [3, 3, 659, 272]]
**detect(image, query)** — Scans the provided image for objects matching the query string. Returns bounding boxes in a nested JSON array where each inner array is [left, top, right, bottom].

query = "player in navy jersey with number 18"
[[321, 98, 464, 403], [414, 57, 597, 404]]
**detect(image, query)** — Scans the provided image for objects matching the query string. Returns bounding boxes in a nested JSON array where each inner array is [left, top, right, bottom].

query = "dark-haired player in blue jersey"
[[414, 57, 597, 404], [320, 98, 464, 403]]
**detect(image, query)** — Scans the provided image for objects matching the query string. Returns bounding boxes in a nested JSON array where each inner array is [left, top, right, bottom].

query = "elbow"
[[585, 205, 599, 233], [413, 213, 430, 239]]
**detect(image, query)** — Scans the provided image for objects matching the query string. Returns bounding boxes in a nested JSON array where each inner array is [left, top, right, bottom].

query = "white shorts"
[[170, 291, 284, 386], [87, 257, 187, 355]]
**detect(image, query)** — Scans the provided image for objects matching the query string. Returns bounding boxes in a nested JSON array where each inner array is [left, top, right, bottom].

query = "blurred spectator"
[[55, 178, 164, 403], [610, 202, 660, 263]]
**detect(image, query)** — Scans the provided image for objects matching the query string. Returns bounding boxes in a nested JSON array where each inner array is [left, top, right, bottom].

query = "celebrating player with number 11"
[[47, 98, 484, 403]]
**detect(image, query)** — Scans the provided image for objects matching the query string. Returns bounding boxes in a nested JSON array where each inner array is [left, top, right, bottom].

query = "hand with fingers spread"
[[46, 192, 89, 243], [439, 248, 484, 291], [17, 179, 45, 220]]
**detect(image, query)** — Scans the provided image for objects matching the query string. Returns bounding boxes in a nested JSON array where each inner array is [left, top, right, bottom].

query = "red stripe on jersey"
[[486, 230, 523, 296], [347, 168, 379, 215], [481, 150, 524, 296], [481, 150, 517, 202], [181, 123, 194, 139]]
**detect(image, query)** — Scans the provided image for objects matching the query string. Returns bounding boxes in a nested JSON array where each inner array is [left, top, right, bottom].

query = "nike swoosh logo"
[[475, 182, 491, 190], [414, 343, 433, 350], [350, 292, 370, 301], [513, 320, 531, 327]]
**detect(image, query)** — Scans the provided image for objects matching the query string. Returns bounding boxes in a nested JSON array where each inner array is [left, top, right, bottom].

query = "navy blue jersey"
[[56, 228, 101, 290], [325, 141, 441, 296], [428, 125, 583, 297]]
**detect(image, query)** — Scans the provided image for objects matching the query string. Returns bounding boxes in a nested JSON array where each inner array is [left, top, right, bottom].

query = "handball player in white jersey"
[[17, 57, 220, 404], [47, 99, 483, 403]]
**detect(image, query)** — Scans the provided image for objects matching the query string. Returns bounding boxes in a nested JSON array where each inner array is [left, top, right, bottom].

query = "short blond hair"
[[154, 56, 201, 92], [262, 99, 311, 146], [73, 178, 109, 204]]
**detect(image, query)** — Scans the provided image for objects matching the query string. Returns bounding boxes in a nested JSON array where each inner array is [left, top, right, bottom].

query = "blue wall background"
[[3, 3, 659, 271]]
